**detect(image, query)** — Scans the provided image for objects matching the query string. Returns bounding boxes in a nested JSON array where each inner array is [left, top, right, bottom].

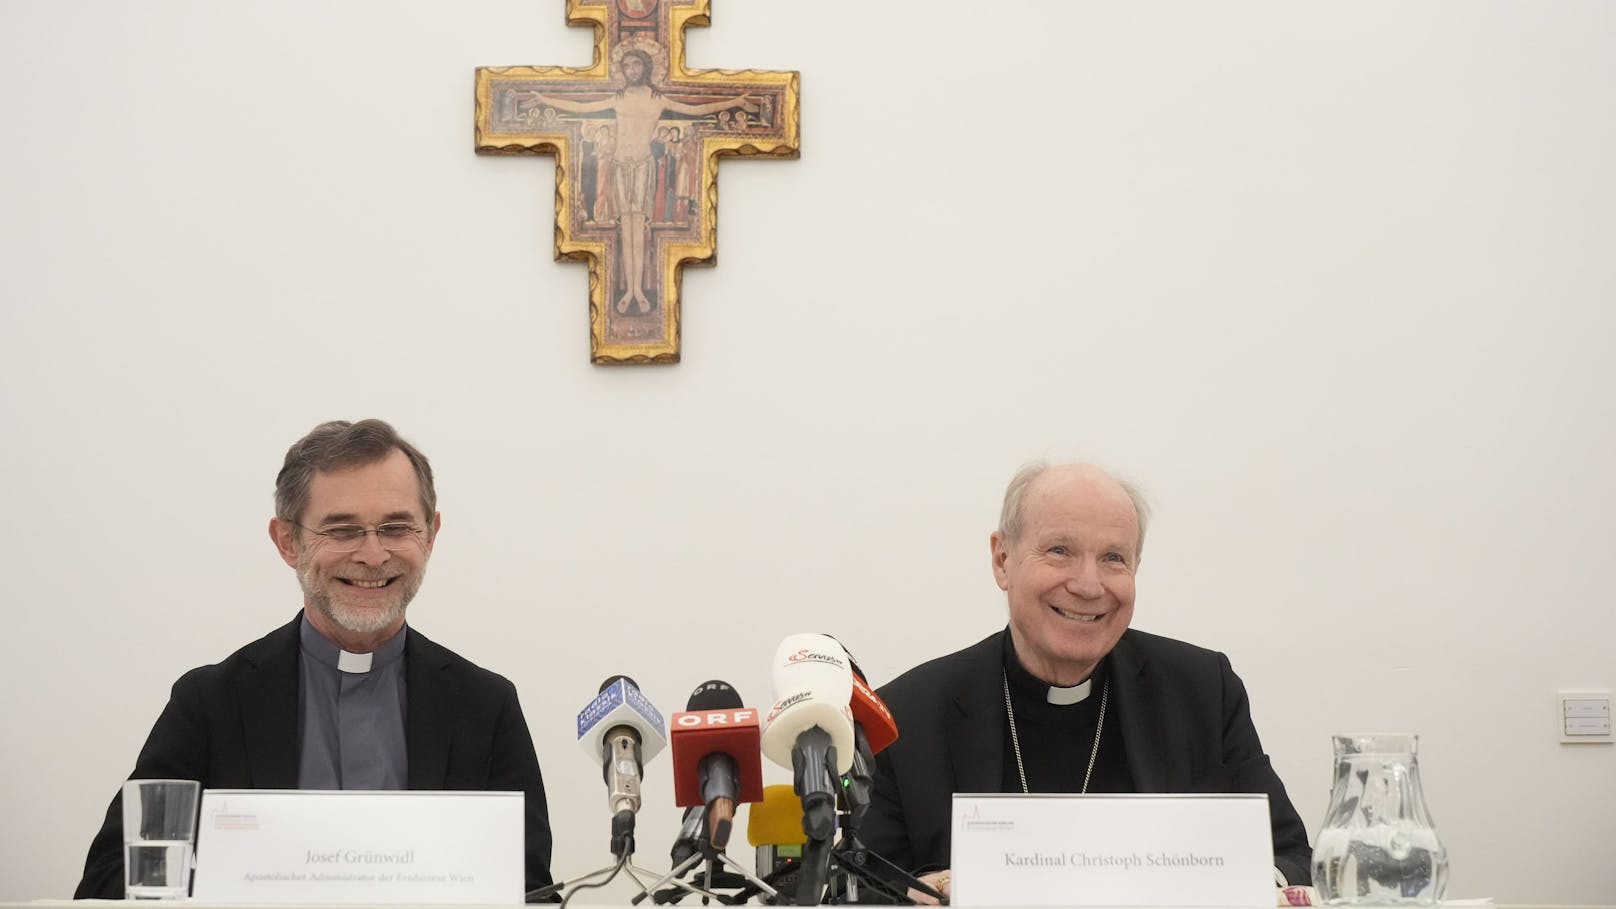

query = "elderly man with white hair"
[[865, 462, 1311, 900]]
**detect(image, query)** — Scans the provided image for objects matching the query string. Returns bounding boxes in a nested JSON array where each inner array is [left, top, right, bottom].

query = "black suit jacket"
[[865, 629, 1312, 886], [75, 616, 554, 897]]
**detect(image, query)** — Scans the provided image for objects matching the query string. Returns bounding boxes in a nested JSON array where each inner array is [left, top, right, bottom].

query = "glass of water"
[[123, 779, 200, 899]]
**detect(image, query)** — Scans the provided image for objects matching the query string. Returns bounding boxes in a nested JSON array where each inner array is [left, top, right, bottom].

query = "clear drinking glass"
[[1312, 734, 1448, 904], [123, 779, 200, 899]]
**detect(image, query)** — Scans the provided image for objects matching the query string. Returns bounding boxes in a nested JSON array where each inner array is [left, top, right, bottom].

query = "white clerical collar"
[[1047, 678, 1094, 706], [337, 650, 373, 674], [299, 613, 407, 674]]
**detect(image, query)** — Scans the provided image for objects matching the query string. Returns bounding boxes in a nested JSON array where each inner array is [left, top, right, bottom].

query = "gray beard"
[[298, 562, 424, 637]]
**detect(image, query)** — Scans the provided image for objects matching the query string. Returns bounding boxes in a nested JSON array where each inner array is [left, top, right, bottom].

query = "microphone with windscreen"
[[576, 675, 666, 858], [848, 665, 899, 755], [746, 784, 810, 892], [760, 634, 856, 905], [634, 683, 778, 907], [839, 644, 900, 820], [668, 679, 764, 851]]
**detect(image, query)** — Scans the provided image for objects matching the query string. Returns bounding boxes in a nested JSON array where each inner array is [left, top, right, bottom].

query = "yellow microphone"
[[746, 784, 808, 881]]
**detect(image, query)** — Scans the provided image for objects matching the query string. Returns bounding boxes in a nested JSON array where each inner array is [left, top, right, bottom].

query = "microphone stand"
[[633, 835, 781, 905], [819, 730, 946, 906], [538, 810, 712, 905]]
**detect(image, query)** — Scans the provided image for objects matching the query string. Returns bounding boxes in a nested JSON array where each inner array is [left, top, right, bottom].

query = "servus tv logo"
[[787, 649, 845, 668]]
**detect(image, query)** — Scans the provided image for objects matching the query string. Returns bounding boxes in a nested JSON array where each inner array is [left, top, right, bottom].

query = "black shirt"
[[999, 633, 1134, 795]]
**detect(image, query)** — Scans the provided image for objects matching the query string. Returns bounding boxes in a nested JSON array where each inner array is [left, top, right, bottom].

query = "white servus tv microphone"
[[759, 634, 857, 905], [760, 635, 855, 829], [760, 634, 856, 777]]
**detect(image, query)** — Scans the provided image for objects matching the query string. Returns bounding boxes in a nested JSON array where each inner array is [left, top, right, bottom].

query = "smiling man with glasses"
[[74, 419, 555, 898], [269, 426, 441, 656]]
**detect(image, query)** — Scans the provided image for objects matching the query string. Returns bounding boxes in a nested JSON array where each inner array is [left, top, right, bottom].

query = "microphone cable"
[[556, 853, 628, 909]]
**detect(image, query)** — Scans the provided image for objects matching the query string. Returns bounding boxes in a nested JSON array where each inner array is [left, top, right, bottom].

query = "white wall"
[[2, 0, 1613, 902]]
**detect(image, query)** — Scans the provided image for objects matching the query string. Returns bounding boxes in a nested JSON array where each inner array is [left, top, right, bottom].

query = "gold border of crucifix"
[[475, 0, 800, 364]]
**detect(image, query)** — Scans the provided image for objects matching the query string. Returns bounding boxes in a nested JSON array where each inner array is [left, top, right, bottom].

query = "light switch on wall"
[[1558, 691, 1613, 744]]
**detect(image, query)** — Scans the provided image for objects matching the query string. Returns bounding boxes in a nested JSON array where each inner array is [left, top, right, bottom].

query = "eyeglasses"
[[291, 522, 426, 553]]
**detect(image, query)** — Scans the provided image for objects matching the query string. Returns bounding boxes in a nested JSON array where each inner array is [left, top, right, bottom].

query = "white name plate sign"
[[192, 789, 523, 905], [951, 793, 1275, 907]]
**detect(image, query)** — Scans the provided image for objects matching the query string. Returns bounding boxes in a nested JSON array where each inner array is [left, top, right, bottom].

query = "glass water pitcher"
[[1312, 733, 1449, 904]]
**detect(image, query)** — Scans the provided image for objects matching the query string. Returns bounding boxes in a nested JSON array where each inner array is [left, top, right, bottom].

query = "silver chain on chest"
[[1002, 671, 1109, 795]]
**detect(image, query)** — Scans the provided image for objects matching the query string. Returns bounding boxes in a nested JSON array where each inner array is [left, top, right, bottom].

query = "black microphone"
[[841, 721, 877, 821], [790, 727, 839, 842], [670, 805, 705, 867]]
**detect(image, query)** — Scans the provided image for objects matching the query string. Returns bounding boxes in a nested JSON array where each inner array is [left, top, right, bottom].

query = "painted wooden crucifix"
[[476, 0, 800, 364]]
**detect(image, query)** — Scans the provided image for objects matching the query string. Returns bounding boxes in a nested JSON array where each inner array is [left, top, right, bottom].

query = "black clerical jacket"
[[74, 616, 554, 898], [865, 628, 1313, 886]]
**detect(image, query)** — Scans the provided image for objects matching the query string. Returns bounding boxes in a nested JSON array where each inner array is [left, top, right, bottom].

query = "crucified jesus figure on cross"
[[532, 49, 759, 315]]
